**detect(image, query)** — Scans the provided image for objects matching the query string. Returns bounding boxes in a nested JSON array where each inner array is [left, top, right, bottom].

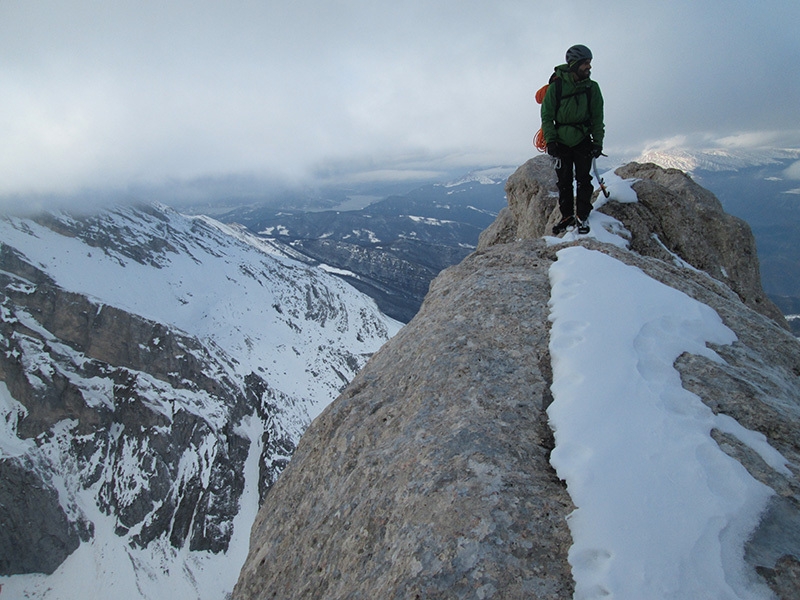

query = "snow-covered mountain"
[[441, 166, 516, 187], [636, 146, 800, 173], [0, 203, 401, 599]]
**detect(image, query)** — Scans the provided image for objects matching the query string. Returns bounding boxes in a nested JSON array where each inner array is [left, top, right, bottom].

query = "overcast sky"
[[1, 0, 799, 204]]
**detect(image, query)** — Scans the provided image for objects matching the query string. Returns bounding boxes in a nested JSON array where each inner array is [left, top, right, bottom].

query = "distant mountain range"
[[636, 147, 800, 173], [213, 168, 515, 322]]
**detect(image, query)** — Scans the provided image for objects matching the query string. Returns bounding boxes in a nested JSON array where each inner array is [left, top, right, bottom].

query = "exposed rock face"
[[234, 158, 800, 599], [235, 240, 575, 599], [0, 458, 86, 575]]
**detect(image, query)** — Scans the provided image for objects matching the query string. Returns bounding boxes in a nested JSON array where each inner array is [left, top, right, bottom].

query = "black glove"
[[546, 142, 560, 158], [591, 144, 603, 158]]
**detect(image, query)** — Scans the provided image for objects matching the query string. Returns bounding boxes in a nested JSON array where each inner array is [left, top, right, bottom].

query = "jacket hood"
[[555, 63, 571, 75], [554, 63, 592, 86]]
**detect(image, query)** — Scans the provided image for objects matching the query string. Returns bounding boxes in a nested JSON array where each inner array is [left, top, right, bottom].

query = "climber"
[[541, 44, 605, 234]]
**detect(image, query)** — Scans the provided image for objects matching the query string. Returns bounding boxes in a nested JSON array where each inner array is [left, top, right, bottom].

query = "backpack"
[[533, 71, 592, 152]]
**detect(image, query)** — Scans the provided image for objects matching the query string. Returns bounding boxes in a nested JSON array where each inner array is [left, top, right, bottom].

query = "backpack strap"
[[554, 83, 593, 129], [552, 77, 563, 116]]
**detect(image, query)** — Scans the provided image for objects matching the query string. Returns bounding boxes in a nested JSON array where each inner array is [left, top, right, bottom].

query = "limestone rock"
[[234, 240, 575, 599], [0, 459, 86, 575], [608, 162, 784, 324]]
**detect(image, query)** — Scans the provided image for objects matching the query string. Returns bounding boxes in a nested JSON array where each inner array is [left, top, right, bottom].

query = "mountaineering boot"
[[553, 215, 575, 235], [577, 219, 590, 234]]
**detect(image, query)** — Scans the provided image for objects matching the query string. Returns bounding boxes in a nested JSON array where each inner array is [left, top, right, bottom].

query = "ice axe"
[[592, 157, 610, 198]]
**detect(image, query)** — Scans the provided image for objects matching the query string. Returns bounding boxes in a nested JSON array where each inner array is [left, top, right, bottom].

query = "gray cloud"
[[1, 0, 799, 204]]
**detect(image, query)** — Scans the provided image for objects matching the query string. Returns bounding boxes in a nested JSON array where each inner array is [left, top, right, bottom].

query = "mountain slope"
[[218, 168, 513, 322], [233, 158, 800, 599], [0, 203, 400, 598]]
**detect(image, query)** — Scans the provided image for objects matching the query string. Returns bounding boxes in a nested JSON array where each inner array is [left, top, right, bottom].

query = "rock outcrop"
[[235, 239, 574, 599], [234, 158, 800, 599]]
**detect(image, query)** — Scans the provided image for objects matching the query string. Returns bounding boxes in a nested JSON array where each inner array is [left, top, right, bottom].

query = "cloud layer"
[[1, 0, 799, 202]]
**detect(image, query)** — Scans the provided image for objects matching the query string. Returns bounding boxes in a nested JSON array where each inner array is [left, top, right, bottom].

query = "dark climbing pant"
[[555, 138, 593, 221]]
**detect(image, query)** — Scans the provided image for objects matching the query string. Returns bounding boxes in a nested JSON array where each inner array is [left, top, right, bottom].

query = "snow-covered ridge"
[[442, 166, 515, 187], [548, 245, 788, 599], [636, 147, 800, 172], [508, 158, 798, 598]]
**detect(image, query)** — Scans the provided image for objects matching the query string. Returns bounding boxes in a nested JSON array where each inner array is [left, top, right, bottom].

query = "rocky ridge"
[[233, 158, 800, 599], [481, 159, 786, 325]]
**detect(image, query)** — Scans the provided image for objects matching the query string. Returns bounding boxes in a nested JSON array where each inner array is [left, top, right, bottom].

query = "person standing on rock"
[[541, 44, 605, 235]]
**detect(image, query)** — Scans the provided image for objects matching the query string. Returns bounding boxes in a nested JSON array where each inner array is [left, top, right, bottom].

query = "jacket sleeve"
[[590, 82, 605, 146], [540, 84, 558, 144]]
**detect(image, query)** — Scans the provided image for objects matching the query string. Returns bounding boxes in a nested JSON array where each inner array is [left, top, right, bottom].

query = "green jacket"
[[540, 64, 604, 149]]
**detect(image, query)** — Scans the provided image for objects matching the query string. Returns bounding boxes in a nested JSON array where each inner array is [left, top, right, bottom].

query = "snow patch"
[[406, 215, 456, 226], [0, 382, 34, 457], [547, 246, 786, 599], [259, 225, 289, 236], [591, 170, 639, 209], [650, 233, 701, 272]]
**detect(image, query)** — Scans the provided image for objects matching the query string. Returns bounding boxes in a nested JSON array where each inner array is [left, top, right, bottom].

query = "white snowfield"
[[546, 172, 790, 599]]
